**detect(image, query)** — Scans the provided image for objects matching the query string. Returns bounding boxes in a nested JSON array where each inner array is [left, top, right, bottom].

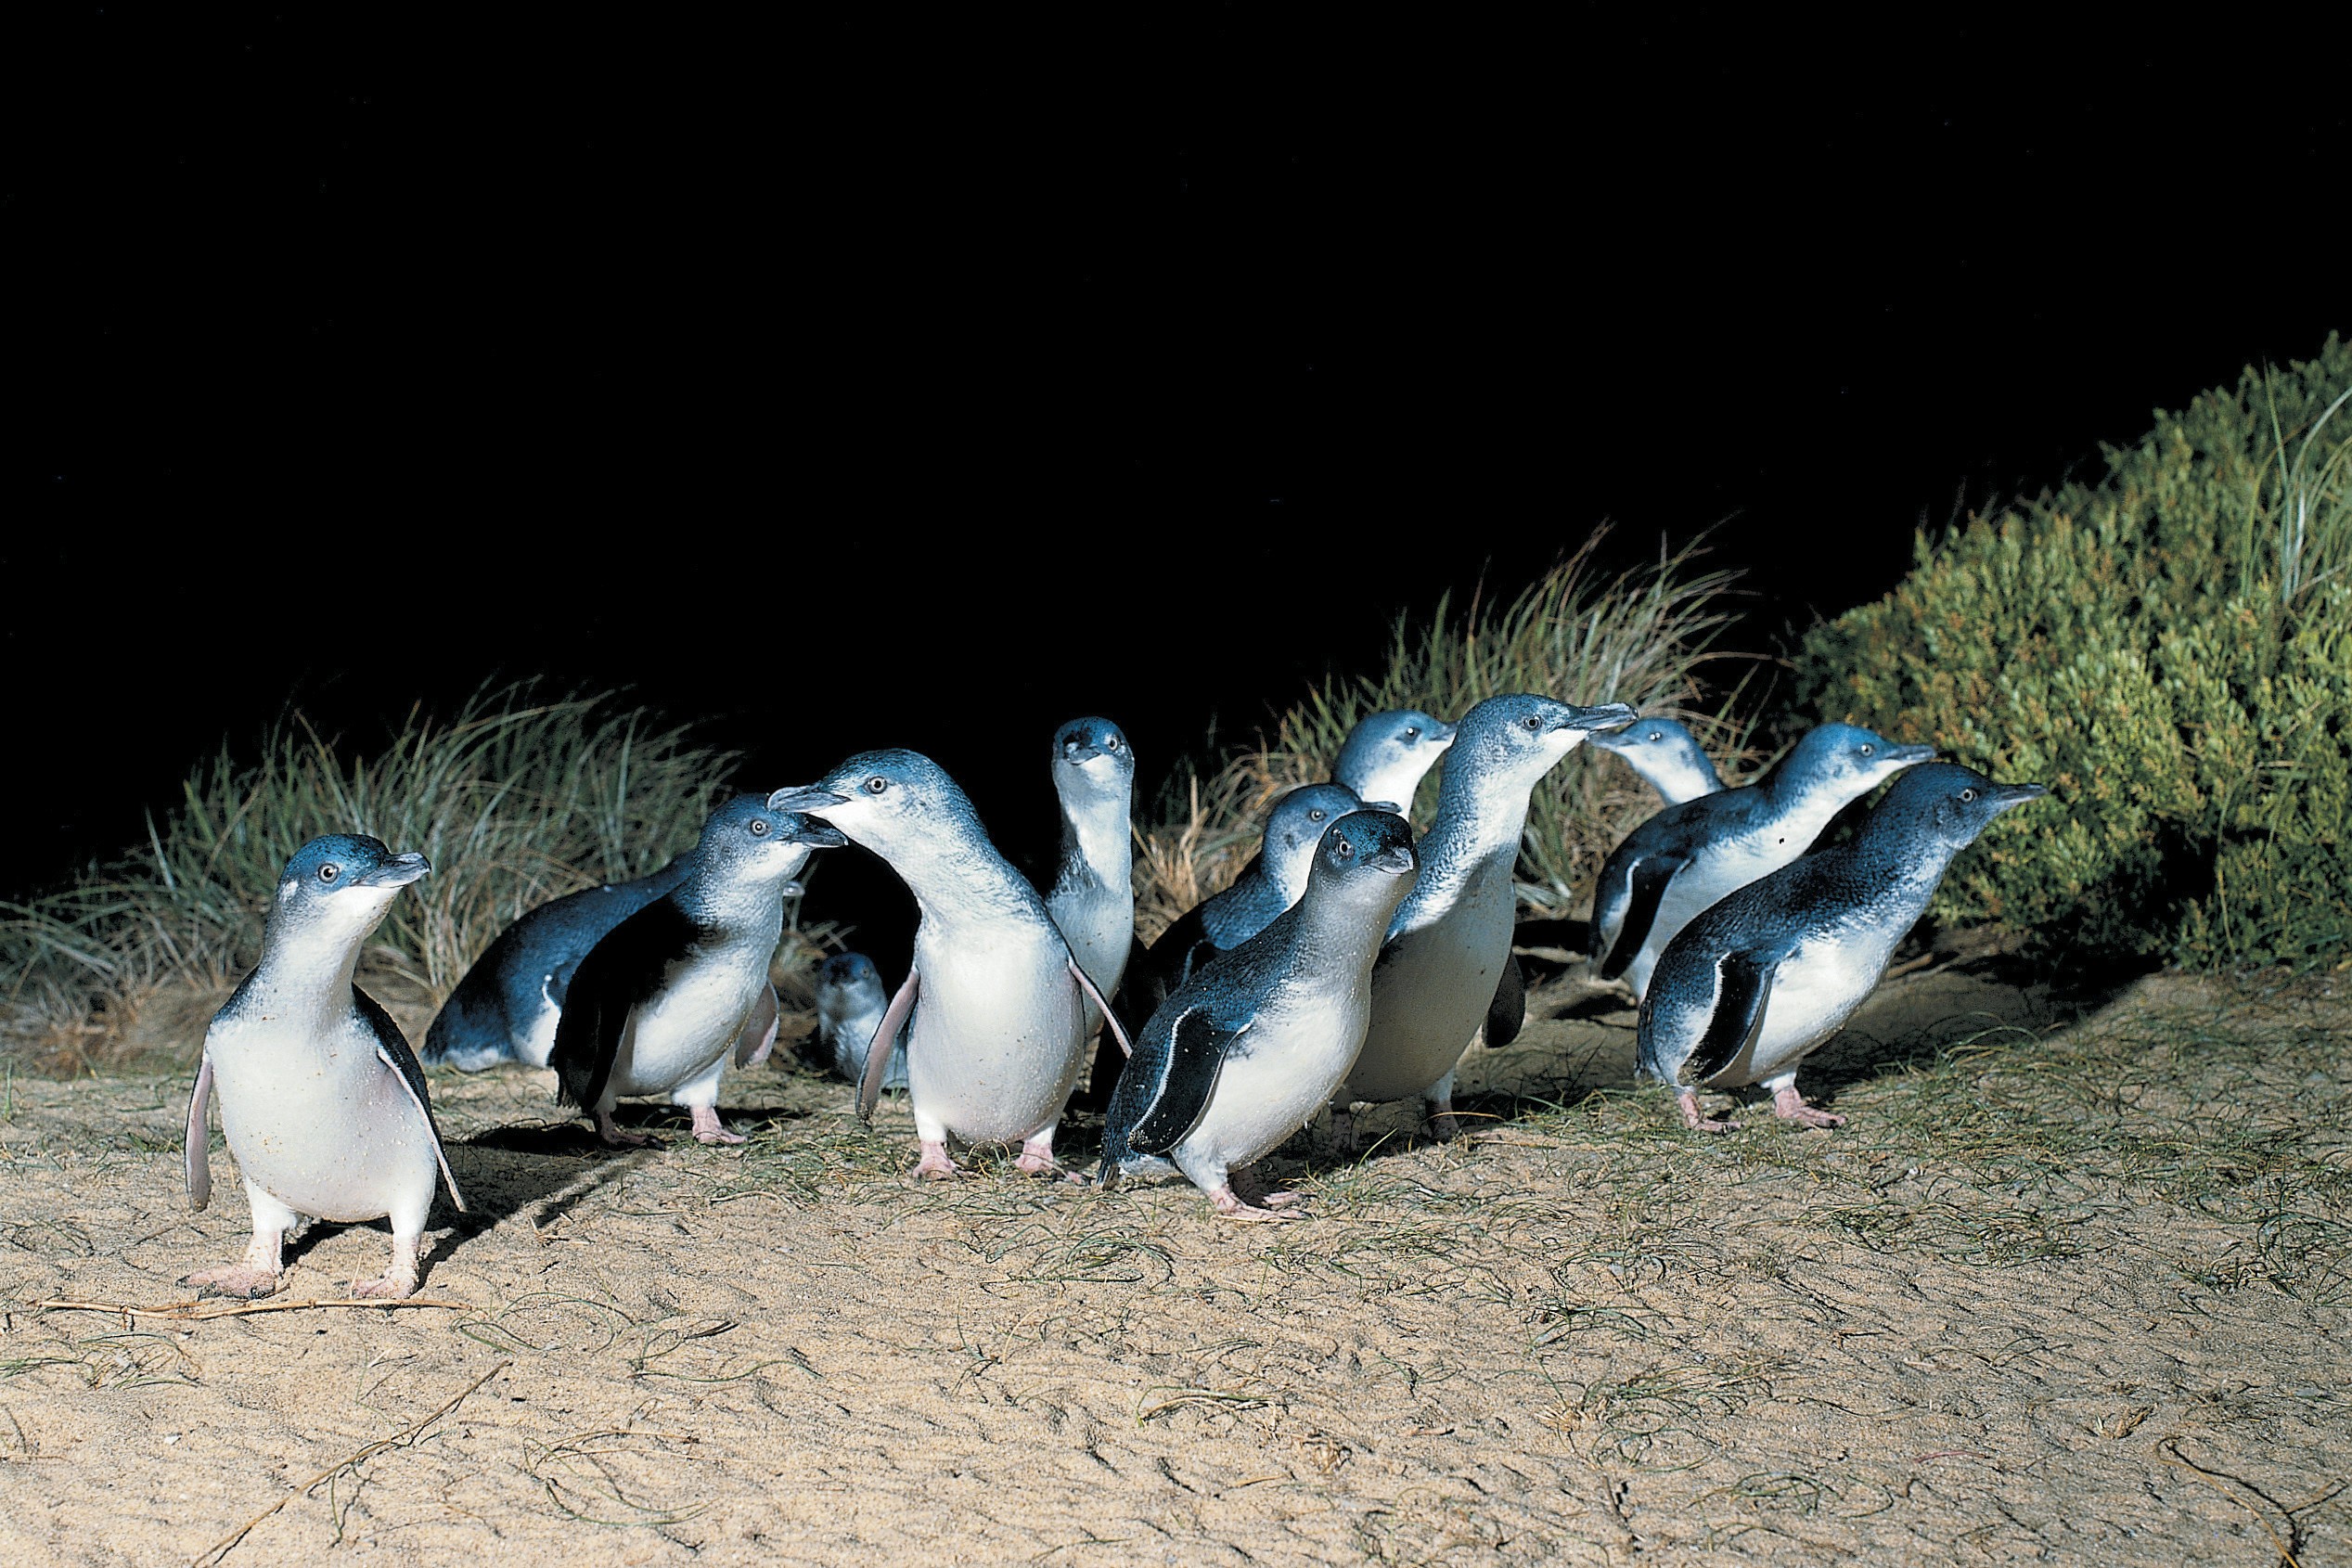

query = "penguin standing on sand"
[[815, 952, 907, 1089], [1592, 723, 1934, 1001], [1101, 810, 1419, 1219], [1044, 717, 1137, 1029], [1343, 694, 1638, 1137], [768, 752, 1129, 1179], [1639, 763, 2048, 1131], [421, 857, 689, 1071], [183, 835, 464, 1301], [1587, 715, 1726, 806], [552, 796, 844, 1147]]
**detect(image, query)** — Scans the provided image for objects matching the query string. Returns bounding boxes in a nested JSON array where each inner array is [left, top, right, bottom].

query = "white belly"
[[605, 956, 765, 1099], [1718, 931, 1895, 1086], [907, 921, 1086, 1145], [1176, 988, 1369, 1172], [209, 1017, 440, 1226], [1631, 832, 1809, 997], [1349, 887, 1512, 1103], [516, 988, 561, 1069]]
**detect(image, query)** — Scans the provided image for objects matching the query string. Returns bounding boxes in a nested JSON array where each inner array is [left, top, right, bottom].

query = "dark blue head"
[[1052, 716, 1135, 802], [818, 951, 884, 996], [1769, 723, 1936, 802], [1446, 694, 1640, 790], [691, 793, 847, 892], [1861, 762, 2048, 852], [1333, 709, 1457, 804], [267, 833, 430, 941], [767, 749, 986, 858], [1266, 783, 1378, 860]]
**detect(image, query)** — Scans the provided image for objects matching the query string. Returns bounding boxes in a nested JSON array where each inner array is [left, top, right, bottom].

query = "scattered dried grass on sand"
[[2, 962, 2347, 1565]]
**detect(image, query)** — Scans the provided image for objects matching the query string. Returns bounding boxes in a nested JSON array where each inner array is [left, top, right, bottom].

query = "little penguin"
[[1332, 709, 1457, 818], [421, 856, 689, 1071], [1591, 722, 1935, 1001], [182, 835, 464, 1301], [768, 752, 1130, 1180], [815, 952, 907, 1090], [1639, 763, 2048, 1131], [1044, 716, 1137, 1029], [1100, 810, 1419, 1220], [1344, 694, 1639, 1137], [551, 795, 845, 1147], [1587, 714, 1726, 806]]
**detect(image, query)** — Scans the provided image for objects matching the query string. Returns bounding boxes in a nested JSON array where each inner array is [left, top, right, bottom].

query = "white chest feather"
[[206, 1010, 439, 1225], [1178, 983, 1372, 1171], [1349, 864, 1514, 1102], [606, 952, 765, 1098], [1724, 928, 1899, 1086], [907, 919, 1087, 1144]]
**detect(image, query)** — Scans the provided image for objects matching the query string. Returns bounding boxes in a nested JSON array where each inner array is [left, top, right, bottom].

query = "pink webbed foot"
[[1771, 1086, 1845, 1128], [913, 1139, 963, 1181], [1677, 1090, 1741, 1135], [1208, 1185, 1301, 1223], [350, 1240, 419, 1300], [593, 1110, 662, 1150], [1011, 1136, 1061, 1178], [181, 1263, 281, 1300], [1231, 1164, 1304, 1211], [689, 1105, 748, 1146]]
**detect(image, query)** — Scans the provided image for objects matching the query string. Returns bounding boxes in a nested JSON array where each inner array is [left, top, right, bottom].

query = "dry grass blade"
[[38, 1296, 469, 1323]]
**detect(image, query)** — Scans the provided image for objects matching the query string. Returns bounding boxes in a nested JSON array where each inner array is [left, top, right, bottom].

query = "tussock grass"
[[0, 684, 822, 1073], [1135, 533, 1753, 933]]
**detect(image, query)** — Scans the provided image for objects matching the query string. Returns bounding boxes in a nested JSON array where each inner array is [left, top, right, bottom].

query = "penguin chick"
[[551, 796, 844, 1147], [816, 952, 907, 1090], [183, 835, 462, 1301], [1639, 763, 2048, 1132], [1587, 714, 1726, 806], [1101, 811, 1419, 1220], [1591, 723, 1934, 1001]]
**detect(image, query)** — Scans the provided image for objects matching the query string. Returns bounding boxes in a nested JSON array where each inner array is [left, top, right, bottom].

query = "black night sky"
[[6, 6, 2344, 902]]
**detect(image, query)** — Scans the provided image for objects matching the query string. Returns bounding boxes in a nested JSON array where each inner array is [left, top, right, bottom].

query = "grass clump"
[[0, 684, 807, 1071], [1137, 533, 1751, 932], [1798, 334, 2352, 971]]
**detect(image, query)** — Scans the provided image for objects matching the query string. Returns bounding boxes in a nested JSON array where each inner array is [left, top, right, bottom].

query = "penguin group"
[[180, 696, 2048, 1298]]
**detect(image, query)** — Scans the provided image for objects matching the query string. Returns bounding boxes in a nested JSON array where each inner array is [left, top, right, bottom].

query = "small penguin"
[[1639, 763, 2048, 1131], [1587, 715, 1726, 806], [1345, 694, 1639, 1136], [1591, 723, 1935, 1001], [815, 952, 907, 1090], [768, 752, 1129, 1179], [421, 857, 689, 1071], [551, 795, 844, 1147], [1332, 709, 1457, 818], [1045, 716, 1137, 1028], [1101, 810, 1419, 1220], [182, 835, 463, 1301]]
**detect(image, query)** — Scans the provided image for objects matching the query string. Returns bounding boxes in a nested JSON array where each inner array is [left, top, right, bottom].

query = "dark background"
[[6, 6, 2344, 906]]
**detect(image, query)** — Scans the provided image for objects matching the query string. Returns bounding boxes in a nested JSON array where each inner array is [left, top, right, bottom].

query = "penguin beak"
[[768, 786, 848, 815], [1369, 844, 1417, 874], [779, 880, 807, 899], [1986, 782, 2050, 811], [790, 821, 851, 849], [1886, 744, 1938, 767], [1562, 702, 1640, 733], [1361, 799, 1405, 816], [354, 852, 431, 889]]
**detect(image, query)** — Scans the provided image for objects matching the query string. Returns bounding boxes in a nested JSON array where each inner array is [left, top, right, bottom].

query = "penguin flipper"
[[1686, 951, 1779, 1086], [857, 968, 920, 1123], [1600, 855, 1687, 982], [358, 986, 468, 1213], [1068, 958, 1134, 1059], [1484, 953, 1526, 1048], [186, 1054, 213, 1212], [1129, 1007, 1243, 1156], [734, 983, 781, 1069], [551, 900, 699, 1116]]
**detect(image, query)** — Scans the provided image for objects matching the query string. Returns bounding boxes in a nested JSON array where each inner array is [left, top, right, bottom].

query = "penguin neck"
[[672, 865, 790, 941], [1842, 822, 1967, 905], [1411, 768, 1535, 912], [1640, 749, 1723, 806], [1277, 879, 1401, 979], [902, 835, 1047, 932], [1754, 770, 1859, 850], [1058, 790, 1132, 893], [245, 915, 372, 1011]]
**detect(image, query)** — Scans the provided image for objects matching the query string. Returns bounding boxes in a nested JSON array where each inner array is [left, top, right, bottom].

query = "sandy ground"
[[2, 959, 2347, 1567]]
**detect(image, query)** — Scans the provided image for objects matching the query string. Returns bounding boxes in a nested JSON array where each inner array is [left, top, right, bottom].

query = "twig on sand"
[[2155, 1438, 2305, 1568], [189, 1358, 510, 1567], [39, 1296, 467, 1324]]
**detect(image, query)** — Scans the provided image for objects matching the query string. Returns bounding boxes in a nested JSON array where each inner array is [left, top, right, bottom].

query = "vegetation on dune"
[[1135, 534, 1754, 935], [1799, 335, 2352, 972], [0, 685, 825, 1069]]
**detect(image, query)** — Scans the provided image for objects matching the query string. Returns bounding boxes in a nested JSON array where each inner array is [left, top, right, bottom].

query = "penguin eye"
[[1523, 714, 1542, 731], [1403, 726, 1420, 739], [1307, 808, 1326, 822], [1647, 730, 1664, 742], [749, 817, 771, 837], [1960, 788, 1977, 803], [864, 776, 889, 795], [1334, 838, 1356, 860], [316, 863, 340, 883], [1859, 743, 1875, 757]]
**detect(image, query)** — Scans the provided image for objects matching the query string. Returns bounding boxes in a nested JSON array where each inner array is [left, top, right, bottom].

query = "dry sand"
[[2, 960, 2346, 1566]]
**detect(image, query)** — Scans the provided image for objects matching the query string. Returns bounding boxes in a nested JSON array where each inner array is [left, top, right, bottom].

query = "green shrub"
[[1798, 336, 2352, 970], [0, 685, 818, 1068], [1138, 534, 1755, 931]]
